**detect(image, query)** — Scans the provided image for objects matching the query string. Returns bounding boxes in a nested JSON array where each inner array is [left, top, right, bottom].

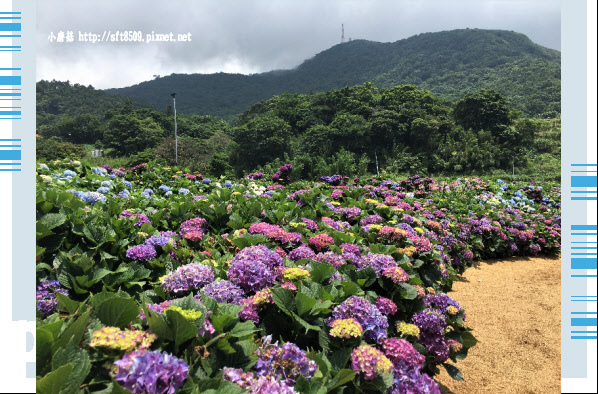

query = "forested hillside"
[[105, 29, 560, 120]]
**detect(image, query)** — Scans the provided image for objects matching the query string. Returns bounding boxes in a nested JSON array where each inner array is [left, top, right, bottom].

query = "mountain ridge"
[[103, 28, 561, 120]]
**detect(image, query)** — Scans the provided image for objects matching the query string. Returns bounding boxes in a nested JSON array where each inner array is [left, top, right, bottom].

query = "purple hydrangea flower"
[[161, 263, 215, 294], [201, 280, 245, 305], [287, 245, 316, 261], [411, 308, 447, 336], [36, 280, 69, 317], [113, 350, 189, 394], [144, 235, 176, 248], [328, 296, 389, 343], [314, 251, 345, 268], [223, 368, 297, 394], [126, 244, 157, 262], [254, 335, 317, 386], [375, 297, 398, 315], [358, 253, 397, 276], [423, 293, 462, 315], [228, 245, 283, 293], [389, 364, 441, 394], [381, 338, 425, 372], [419, 332, 450, 363], [301, 218, 318, 230]]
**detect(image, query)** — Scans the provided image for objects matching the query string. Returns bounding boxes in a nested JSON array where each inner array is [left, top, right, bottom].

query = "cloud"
[[36, 0, 561, 89]]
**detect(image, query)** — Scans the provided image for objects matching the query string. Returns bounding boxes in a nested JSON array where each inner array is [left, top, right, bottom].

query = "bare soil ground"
[[435, 256, 561, 394]]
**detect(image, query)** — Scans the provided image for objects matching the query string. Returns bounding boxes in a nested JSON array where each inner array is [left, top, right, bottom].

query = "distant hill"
[[36, 80, 155, 127], [105, 29, 561, 120]]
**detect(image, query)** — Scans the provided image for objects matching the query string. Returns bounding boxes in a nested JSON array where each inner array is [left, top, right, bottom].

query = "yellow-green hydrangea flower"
[[166, 305, 203, 321], [396, 322, 420, 338], [89, 326, 157, 352], [329, 318, 363, 339], [282, 267, 311, 281], [252, 288, 273, 305], [289, 222, 307, 229], [414, 227, 425, 235], [446, 305, 459, 315]]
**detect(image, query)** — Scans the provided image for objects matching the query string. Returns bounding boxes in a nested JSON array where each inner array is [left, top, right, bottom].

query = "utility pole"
[[171, 93, 178, 165], [375, 151, 379, 177]]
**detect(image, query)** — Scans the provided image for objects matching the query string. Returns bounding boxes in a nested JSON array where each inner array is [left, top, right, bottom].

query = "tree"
[[104, 115, 164, 156], [231, 114, 291, 170], [54, 114, 104, 144], [453, 89, 513, 133]]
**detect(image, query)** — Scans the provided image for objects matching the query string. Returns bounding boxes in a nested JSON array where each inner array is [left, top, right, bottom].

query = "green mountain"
[[105, 29, 560, 120]]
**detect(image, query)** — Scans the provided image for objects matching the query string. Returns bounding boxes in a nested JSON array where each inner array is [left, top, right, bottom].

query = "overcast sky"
[[36, 0, 561, 89]]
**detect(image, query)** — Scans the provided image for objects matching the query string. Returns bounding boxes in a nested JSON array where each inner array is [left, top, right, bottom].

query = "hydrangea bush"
[[36, 160, 561, 393]]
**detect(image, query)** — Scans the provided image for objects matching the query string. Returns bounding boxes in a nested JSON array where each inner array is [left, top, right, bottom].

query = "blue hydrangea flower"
[[119, 189, 131, 198], [91, 167, 108, 176], [178, 188, 190, 195], [63, 170, 77, 177], [142, 189, 154, 197], [80, 191, 107, 205], [101, 180, 112, 187], [97, 187, 111, 194], [203, 178, 211, 184], [224, 181, 233, 188], [159, 185, 171, 192], [122, 180, 132, 188]]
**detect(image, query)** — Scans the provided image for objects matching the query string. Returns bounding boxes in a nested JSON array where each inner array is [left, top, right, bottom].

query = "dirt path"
[[435, 256, 561, 394]]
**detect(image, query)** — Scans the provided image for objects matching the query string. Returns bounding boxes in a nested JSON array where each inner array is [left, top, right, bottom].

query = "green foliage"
[[104, 115, 165, 156], [37, 137, 87, 162]]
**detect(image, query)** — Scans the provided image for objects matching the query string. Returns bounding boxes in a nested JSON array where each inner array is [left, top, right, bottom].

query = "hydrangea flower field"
[[36, 160, 561, 394]]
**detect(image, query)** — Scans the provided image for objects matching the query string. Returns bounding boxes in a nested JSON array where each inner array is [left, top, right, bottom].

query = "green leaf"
[[211, 315, 235, 333], [341, 281, 362, 297], [165, 309, 199, 350], [310, 261, 335, 284], [307, 351, 331, 378], [216, 338, 236, 354], [95, 296, 140, 329], [52, 311, 90, 353], [398, 283, 418, 300], [296, 293, 317, 316], [39, 201, 54, 214], [37, 221, 55, 240], [52, 340, 91, 394], [442, 363, 464, 381], [145, 308, 173, 341], [55, 292, 81, 315], [270, 288, 297, 316], [329, 348, 352, 370], [91, 288, 118, 308], [41, 213, 67, 230], [36, 364, 73, 394], [460, 331, 478, 348], [327, 369, 357, 391], [229, 321, 258, 338], [36, 327, 55, 376]]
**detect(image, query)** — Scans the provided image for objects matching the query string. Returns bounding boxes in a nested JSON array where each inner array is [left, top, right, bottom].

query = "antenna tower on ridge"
[[341, 24, 345, 43]]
